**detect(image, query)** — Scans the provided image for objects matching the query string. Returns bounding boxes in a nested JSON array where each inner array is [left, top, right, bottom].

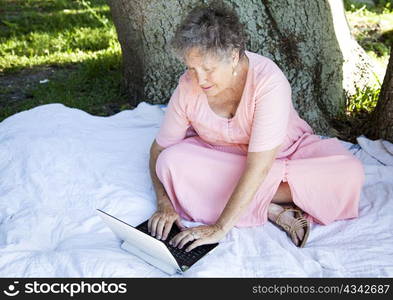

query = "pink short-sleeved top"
[[155, 50, 314, 155]]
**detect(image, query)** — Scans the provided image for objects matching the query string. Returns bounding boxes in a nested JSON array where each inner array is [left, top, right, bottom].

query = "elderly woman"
[[147, 3, 365, 250]]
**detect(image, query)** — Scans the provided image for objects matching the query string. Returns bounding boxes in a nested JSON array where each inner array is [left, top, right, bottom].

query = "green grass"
[[0, 0, 116, 72], [346, 6, 392, 57], [0, 0, 131, 122], [343, 0, 392, 118], [344, 0, 393, 13], [346, 85, 381, 114]]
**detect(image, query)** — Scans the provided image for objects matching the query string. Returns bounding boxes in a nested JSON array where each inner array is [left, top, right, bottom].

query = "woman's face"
[[183, 47, 239, 97]]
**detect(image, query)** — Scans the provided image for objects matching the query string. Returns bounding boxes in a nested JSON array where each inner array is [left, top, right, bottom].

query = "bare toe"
[[291, 235, 299, 246], [296, 228, 305, 242]]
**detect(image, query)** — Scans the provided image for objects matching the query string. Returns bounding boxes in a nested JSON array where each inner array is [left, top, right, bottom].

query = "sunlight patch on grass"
[[0, 0, 128, 122], [0, 0, 118, 73], [344, 0, 392, 117], [345, 1, 392, 60], [0, 43, 121, 72]]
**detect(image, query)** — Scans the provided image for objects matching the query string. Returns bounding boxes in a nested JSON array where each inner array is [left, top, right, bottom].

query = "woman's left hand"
[[169, 224, 227, 252]]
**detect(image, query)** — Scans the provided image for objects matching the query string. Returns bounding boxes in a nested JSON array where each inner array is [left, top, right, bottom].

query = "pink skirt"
[[155, 134, 365, 227]]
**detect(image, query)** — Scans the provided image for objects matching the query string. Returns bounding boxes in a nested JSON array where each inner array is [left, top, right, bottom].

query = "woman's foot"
[[268, 203, 309, 247]]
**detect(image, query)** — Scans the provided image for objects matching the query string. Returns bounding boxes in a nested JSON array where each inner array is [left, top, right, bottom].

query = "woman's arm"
[[215, 144, 281, 233], [147, 74, 191, 238], [148, 140, 186, 239], [149, 140, 170, 207]]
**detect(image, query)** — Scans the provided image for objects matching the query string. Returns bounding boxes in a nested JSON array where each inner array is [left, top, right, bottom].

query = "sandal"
[[274, 205, 310, 248]]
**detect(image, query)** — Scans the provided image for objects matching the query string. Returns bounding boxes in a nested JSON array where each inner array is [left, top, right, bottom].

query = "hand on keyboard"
[[169, 224, 226, 252]]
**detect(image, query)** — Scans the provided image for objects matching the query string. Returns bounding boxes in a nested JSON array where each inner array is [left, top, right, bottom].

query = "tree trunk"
[[107, 0, 375, 136], [364, 45, 393, 143]]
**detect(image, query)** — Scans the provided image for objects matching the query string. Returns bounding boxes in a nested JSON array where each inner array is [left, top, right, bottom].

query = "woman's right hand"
[[147, 200, 185, 241]]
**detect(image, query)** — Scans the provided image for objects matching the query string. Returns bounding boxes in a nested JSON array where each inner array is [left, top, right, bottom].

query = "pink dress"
[[154, 50, 365, 227]]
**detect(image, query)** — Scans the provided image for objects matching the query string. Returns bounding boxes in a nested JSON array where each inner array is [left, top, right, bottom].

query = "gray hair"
[[170, 2, 247, 62]]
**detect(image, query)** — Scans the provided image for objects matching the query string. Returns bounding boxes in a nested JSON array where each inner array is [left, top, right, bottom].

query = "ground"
[[0, 66, 56, 108]]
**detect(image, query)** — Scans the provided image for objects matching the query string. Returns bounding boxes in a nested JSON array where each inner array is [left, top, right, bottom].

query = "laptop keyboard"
[[135, 220, 218, 269]]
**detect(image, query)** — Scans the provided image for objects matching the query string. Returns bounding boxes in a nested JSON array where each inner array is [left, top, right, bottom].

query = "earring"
[[232, 55, 238, 76], [232, 66, 237, 76]]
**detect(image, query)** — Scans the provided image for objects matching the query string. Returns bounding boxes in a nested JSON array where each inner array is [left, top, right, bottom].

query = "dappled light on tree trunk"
[[106, 0, 390, 142]]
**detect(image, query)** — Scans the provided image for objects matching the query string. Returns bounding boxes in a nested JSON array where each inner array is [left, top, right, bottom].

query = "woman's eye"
[[187, 67, 212, 74]]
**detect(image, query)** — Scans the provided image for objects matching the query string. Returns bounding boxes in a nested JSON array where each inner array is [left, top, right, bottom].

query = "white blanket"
[[0, 102, 392, 277]]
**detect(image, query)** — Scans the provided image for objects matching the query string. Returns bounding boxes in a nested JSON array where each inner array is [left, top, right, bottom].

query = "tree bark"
[[107, 0, 376, 137], [364, 44, 393, 143]]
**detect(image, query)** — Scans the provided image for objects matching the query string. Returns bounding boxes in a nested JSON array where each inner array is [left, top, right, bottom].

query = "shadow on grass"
[[0, 0, 132, 123], [0, 50, 133, 123]]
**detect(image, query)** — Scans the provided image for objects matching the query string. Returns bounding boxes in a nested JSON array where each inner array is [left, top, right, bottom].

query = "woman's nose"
[[196, 72, 207, 86]]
